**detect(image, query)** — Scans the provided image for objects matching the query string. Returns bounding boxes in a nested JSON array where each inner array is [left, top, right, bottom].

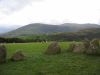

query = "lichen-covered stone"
[[83, 39, 90, 49], [11, 51, 25, 61], [0, 45, 7, 64], [68, 42, 76, 51], [73, 43, 85, 53], [45, 42, 61, 55], [86, 39, 100, 55]]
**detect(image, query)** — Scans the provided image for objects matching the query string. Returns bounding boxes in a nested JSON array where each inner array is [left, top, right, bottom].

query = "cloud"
[[0, 0, 100, 26], [0, 0, 42, 15]]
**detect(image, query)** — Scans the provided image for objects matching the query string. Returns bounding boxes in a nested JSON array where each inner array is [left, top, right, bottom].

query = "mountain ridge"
[[1, 23, 100, 37]]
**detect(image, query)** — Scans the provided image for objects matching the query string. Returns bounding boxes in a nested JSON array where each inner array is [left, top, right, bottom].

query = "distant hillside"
[[1, 23, 100, 37], [48, 28, 100, 41]]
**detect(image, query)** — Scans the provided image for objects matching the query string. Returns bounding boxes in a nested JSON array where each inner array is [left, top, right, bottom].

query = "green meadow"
[[0, 42, 100, 75]]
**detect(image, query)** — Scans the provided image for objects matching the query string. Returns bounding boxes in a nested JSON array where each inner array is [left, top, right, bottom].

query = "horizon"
[[0, 22, 100, 34]]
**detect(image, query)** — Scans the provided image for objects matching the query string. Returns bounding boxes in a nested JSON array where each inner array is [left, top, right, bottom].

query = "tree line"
[[0, 28, 100, 43]]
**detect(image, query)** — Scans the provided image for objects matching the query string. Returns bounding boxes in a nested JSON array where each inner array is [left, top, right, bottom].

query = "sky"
[[0, 0, 100, 27]]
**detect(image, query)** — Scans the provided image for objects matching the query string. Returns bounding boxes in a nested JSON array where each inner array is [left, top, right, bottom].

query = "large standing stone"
[[11, 51, 25, 61], [69, 39, 100, 55], [86, 39, 100, 55], [0, 45, 7, 64], [90, 39, 100, 47], [45, 42, 61, 55]]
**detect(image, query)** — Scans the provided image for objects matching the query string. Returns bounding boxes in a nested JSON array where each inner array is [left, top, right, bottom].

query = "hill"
[[1, 23, 100, 37], [48, 28, 100, 41]]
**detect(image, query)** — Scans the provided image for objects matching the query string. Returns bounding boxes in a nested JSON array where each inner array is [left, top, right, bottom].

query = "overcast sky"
[[0, 0, 100, 27]]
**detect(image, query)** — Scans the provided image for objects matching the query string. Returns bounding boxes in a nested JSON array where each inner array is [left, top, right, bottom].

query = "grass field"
[[0, 42, 100, 75]]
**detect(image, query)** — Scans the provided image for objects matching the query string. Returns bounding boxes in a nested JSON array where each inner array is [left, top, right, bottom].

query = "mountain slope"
[[1, 23, 100, 37]]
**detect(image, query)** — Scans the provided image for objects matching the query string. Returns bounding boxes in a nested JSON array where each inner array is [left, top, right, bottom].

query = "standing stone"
[[11, 51, 25, 61], [90, 39, 100, 47], [68, 42, 76, 51], [86, 39, 100, 55], [73, 43, 85, 53], [0, 45, 7, 64], [45, 42, 61, 55], [83, 39, 90, 49]]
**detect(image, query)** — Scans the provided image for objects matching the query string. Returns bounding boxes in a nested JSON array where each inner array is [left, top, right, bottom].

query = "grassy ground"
[[0, 42, 100, 75]]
